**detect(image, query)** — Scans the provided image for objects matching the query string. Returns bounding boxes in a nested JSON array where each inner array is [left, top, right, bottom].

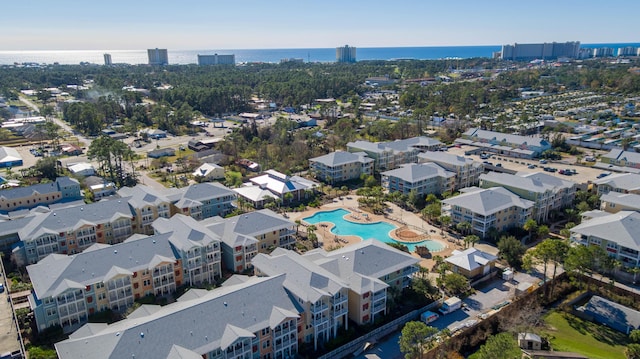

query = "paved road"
[[0, 257, 23, 357]]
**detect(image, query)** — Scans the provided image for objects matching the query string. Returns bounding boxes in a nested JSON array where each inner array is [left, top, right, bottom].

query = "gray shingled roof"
[[463, 128, 550, 147], [442, 187, 534, 215], [445, 248, 498, 272], [304, 239, 418, 293], [27, 233, 176, 299], [118, 185, 170, 208], [0, 176, 78, 200], [600, 192, 640, 211], [223, 209, 293, 237], [252, 248, 349, 303], [418, 151, 475, 166], [381, 163, 454, 182], [480, 172, 554, 194], [309, 151, 372, 167], [571, 211, 640, 251], [152, 215, 221, 252], [165, 182, 235, 203], [593, 173, 640, 192], [55, 275, 301, 359], [18, 198, 134, 241]]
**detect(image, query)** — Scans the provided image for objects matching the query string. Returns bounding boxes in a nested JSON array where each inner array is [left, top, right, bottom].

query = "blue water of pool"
[[303, 208, 445, 252]]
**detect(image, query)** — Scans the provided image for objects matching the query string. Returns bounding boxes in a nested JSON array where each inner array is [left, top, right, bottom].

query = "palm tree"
[[294, 220, 302, 236], [439, 215, 452, 235], [456, 221, 472, 236], [464, 234, 480, 249], [523, 219, 538, 243]]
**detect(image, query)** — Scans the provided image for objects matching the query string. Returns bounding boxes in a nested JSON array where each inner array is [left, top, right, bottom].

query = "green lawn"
[[542, 310, 629, 359]]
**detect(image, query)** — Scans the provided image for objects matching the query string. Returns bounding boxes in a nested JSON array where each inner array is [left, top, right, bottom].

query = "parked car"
[[527, 164, 536, 169], [539, 159, 548, 164], [597, 172, 611, 178]]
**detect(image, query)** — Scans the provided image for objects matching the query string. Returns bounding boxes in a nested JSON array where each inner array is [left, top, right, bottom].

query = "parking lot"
[[446, 145, 612, 184]]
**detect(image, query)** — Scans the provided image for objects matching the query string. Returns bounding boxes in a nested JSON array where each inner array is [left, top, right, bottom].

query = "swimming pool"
[[303, 208, 445, 252]]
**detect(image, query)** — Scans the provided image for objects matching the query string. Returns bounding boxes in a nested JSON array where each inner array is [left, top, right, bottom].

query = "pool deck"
[[288, 194, 465, 272]]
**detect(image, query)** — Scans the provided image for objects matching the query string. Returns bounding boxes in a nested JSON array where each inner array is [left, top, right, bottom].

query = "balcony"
[[312, 316, 329, 330], [372, 302, 386, 314], [310, 302, 329, 314], [372, 292, 386, 302], [333, 306, 348, 317], [330, 295, 347, 306]]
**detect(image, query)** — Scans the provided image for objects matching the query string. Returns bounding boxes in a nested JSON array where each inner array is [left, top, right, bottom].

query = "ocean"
[[0, 43, 638, 65]]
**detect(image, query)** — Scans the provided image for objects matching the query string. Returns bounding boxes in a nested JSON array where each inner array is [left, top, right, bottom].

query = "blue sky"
[[1, 0, 637, 50]]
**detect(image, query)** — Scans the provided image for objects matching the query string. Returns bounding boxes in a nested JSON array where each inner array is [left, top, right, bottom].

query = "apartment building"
[[336, 45, 356, 63], [308, 151, 374, 185], [147, 48, 168, 65], [55, 275, 301, 359], [0, 176, 81, 214], [593, 173, 640, 195], [253, 248, 350, 350], [118, 185, 172, 235], [417, 151, 484, 189], [204, 220, 258, 273], [457, 128, 551, 158], [600, 192, 640, 213], [347, 136, 442, 172], [14, 198, 135, 265], [197, 53, 235, 65], [570, 211, 640, 268], [303, 239, 419, 325], [381, 163, 455, 197], [207, 209, 296, 254], [165, 182, 237, 220], [479, 171, 576, 222], [152, 215, 222, 285], [27, 232, 182, 333], [442, 187, 535, 238]]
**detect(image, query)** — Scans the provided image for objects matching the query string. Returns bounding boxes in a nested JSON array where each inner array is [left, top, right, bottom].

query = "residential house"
[[0, 176, 81, 214], [27, 232, 181, 333], [308, 151, 374, 185], [577, 295, 640, 334], [457, 128, 551, 158], [55, 275, 302, 359], [152, 215, 222, 285], [253, 248, 349, 350], [83, 176, 116, 200], [601, 149, 640, 169], [303, 239, 419, 325], [570, 211, 640, 268], [118, 185, 172, 235], [479, 171, 576, 222], [192, 163, 225, 181], [445, 248, 498, 279], [442, 187, 534, 238], [518, 333, 542, 351], [417, 151, 484, 189], [600, 192, 640, 213], [381, 163, 455, 197], [140, 128, 167, 139], [347, 136, 442, 172], [593, 173, 640, 195]]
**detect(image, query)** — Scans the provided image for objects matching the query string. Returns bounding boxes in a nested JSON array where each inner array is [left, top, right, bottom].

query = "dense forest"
[[1, 58, 639, 173]]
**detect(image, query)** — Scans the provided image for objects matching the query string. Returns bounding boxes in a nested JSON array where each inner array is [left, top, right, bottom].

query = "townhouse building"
[[593, 173, 640, 195], [442, 187, 535, 238], [152, 215, 223, 285], [457, 128, 552, 158], [118, 185, 172, 235], [303, 239, 419, 325], [165, 182, 236, 220], [347, 136, 442, 172], [55, 275, 301, 359], [479, 171, 576, 222], [600, 192, 640, 213], [570, 211, 640, 268], [308, 151, 374, 185], [0, 176, 81, 214], [253, 248, 349, 350], [417, 151, 484, 189], [15, 198, 135, 265], [27, 232, 183, 333], [381, 163, 455, 197]]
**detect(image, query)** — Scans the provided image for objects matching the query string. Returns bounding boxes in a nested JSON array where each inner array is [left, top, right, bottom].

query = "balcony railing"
[[311, 302, 329, 314], [333, 306, 348, 317]]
